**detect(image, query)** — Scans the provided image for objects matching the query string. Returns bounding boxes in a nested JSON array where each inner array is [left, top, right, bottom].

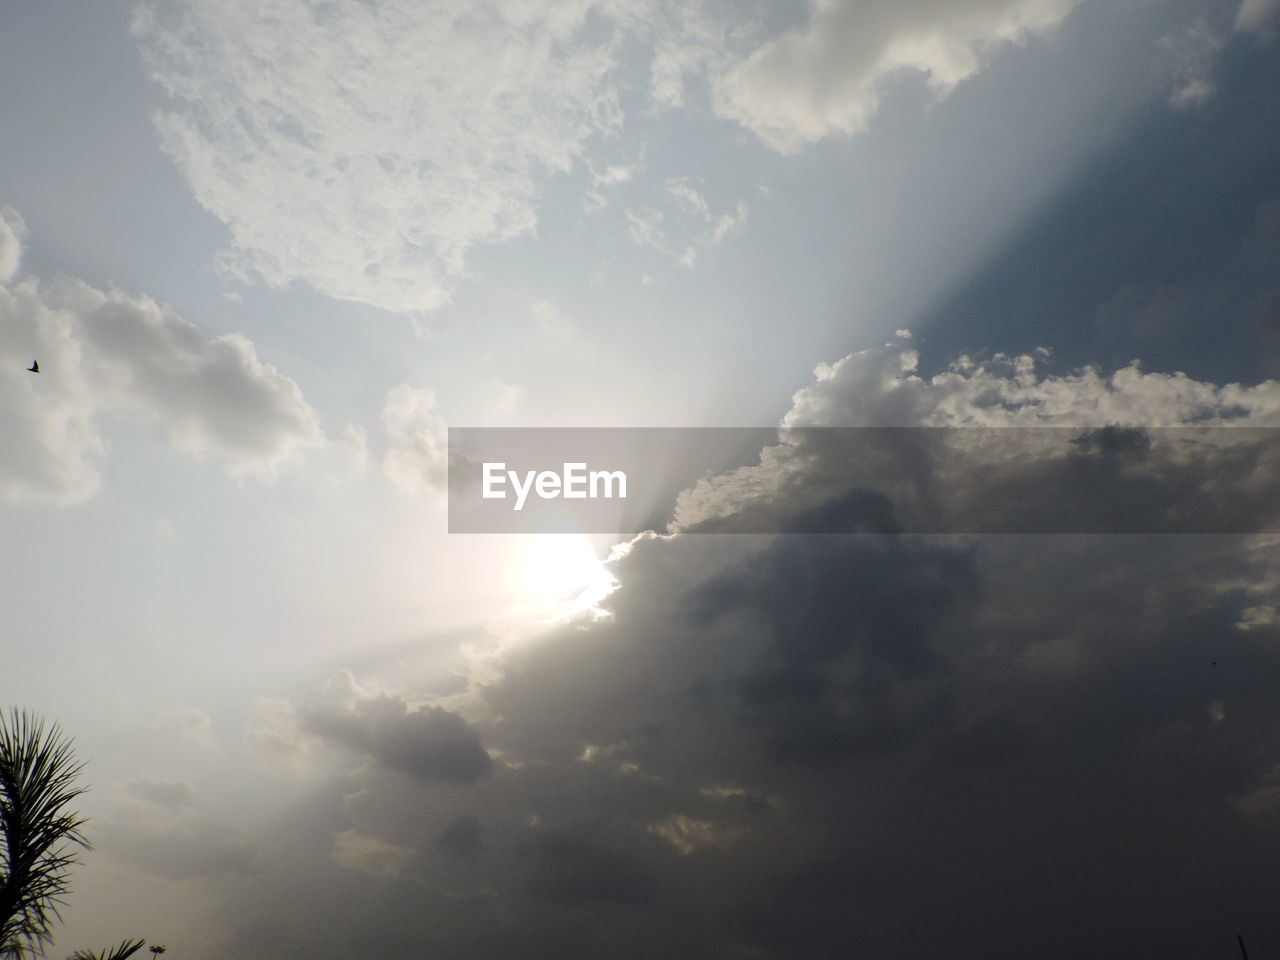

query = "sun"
[[512, 534, 617, 617]]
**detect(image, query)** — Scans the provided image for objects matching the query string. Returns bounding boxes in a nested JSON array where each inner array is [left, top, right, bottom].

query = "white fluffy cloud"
[[0, 212, 322, 505], [714, 0, 1079, 152], [0, 280, 105, 504], [781, 339, 1280, 429], [674, 339, 1280, 531], [129, 0, 1097, 306], [129, 0, 752, 313], [133, 0, 642, 314]]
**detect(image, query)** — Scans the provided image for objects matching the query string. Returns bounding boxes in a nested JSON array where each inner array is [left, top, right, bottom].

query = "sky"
[[2, 0, 1280, 956]]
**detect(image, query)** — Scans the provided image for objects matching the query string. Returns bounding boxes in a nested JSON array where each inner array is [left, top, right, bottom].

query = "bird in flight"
[[26, 360, 38, 373]]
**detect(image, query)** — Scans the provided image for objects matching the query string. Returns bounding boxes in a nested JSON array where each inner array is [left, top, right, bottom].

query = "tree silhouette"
[[0, 710, 152, 960]]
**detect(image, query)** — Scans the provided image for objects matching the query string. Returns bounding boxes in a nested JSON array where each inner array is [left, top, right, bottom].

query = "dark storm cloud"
[[522, 828, 655, 906], [204, 334, 1280, 958], [302, 695, 493, 784], [434, 814, 484, 859], [449, 345, 1280, 955], [476, 534, 1280, 957], [703, 535, 1280, 958], [688, 536, 979, 762]]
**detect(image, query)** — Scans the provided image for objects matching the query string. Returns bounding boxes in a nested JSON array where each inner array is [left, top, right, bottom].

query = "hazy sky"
[[3, 0, 1280, 957]]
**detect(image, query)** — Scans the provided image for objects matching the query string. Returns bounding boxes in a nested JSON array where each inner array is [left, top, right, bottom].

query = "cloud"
[[1238, 769, 1280, 829], [625, 208, 669, 254], [201, 478, 1280, 956], [665, 179, 711, 220], [380, 385, 448, 494], [332, 829, 416, 879], [269, 503, 1264, 957], [1238, 604, 1279, 631], [1160, 17, 1224, 109], [628, 1, 732, 110], [244, 673, 495, 791], [127, 776, 196, 809], [128, 1, 759, 310], [489, 379, 525, 420], [781, 339, 1280, 429], [625, 180, 750, 268], [713, 0, 1080, 152], [524, 829, 654, 905], [132, 0, 1091, 301], [687, 536, 979, 759], [71, 283, 323, 478], [710, 200, 749, 244], [299, 683, 493, 785], [593, 165, 636, 188], [670, 339, 1280, 534], [246, 698, 306, 758], [174, 707, 219, 750], [531, 299, 578, 344], [647, 814, 723, 855], [434, 814, 484, 859], [131, 0, 668, 314], [99, 779, 255, 879], [188, 335, 1280, 957], [0, 206, 25, 283], [584, 164, 637, 214], [0, 279, 107, 504], [0, 209, 323, 504], [1237, 0, 1280, 32], [452, 389, 1280, 956]]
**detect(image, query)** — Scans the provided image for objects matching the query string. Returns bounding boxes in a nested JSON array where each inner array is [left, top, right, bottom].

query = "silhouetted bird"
[[26, 360, 38, 373]]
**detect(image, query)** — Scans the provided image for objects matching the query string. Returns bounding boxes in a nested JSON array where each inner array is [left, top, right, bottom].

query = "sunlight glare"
[[512, 534, 617, 620]]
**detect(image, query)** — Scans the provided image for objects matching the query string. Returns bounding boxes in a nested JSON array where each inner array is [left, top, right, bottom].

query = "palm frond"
[[0, 709, 90, 957], [66, 939, 146, 960]]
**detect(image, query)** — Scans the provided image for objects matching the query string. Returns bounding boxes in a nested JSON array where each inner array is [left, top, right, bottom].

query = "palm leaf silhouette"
[[0, 709, 89, 957], [67, 939, 147, 960]]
